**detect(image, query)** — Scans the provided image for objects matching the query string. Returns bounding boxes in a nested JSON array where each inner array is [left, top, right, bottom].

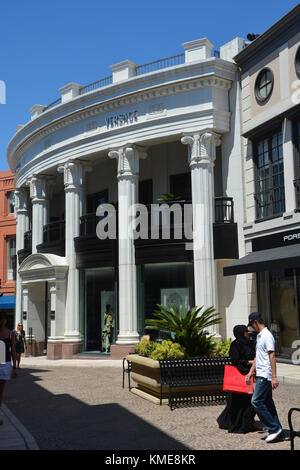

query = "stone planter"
[[126, 354, 169, 404], [126, 354, 224, 405]]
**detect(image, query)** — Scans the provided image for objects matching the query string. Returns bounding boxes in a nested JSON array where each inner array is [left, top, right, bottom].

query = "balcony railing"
[[136, 53, 185, 75], [78, 198, 234, 241], [79, 76, 113, 95], [42, 220, 65, 244], [24, 230, 32, 250], [44, 53, 186, 110], [215, 197, 234, 224], [79, 213, 99, 237]]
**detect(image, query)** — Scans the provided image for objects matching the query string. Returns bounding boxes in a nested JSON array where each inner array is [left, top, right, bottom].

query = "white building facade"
[[8, 37, 250, 359]]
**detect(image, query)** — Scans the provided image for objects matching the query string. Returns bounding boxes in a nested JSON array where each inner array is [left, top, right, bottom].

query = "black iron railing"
[[43, 220, 65, 243], [79, 213, 99, 237], [79, 75, 113, 95], [136, 53, 185, 75], [44, 52, 186, 108], [43, 98, 61, 111], [24, 230, 32, 250], [215, 197, 234, 224]]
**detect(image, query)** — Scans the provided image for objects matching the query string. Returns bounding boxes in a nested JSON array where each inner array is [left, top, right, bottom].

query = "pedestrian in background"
[[247, 312, 283, 443], [0, 312, 17, 425], [14, 322, 27, 369], [217, 325, 256, 433]]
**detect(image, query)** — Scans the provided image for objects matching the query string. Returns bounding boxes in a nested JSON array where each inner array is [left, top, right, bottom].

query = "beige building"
[[225, 4, 300, 360]]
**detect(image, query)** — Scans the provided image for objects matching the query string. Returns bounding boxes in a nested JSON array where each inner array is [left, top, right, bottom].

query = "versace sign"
[[105, 110, 138, 128]]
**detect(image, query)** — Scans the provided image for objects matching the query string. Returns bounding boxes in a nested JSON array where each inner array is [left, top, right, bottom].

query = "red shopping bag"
[[223, 365, 253, 394]]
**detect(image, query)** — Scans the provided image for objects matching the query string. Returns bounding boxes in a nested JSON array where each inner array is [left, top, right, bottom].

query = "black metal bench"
[[159, 357, 231, 410], [288, 408, 300, 451], [122, 357, 132, 390]]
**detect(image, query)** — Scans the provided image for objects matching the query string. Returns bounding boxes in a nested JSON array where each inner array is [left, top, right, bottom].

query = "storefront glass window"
[[139, 262, 194, 339], [269, 269, 299, 357], [80, 267, 117, 352], [258, 269, 300, 358]]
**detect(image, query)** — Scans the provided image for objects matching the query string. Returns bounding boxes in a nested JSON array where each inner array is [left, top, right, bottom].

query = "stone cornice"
[[9, 71, 233, 171], [8, 58, 236, 157]]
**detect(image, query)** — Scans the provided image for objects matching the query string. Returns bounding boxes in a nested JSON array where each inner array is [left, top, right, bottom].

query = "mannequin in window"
[[102, 304, 114, 353]]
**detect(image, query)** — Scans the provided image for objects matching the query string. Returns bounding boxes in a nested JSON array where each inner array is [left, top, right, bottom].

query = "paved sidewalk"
[[0, 357, 299, 450], [0, 404, 39, 450]]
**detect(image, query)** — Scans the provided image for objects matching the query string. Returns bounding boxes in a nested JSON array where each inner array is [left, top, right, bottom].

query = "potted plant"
[[156, 192, 185, 203], [127, 305, 223, 403]]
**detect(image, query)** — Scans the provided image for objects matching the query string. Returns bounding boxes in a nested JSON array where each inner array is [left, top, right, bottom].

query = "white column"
[[283, 118, 297, 214], [181, 130, 221, 335], [109, 145, 147, 344], [14, 188, 30, 326], [27, 176, 48, 253], [57, 160, 86, 344]]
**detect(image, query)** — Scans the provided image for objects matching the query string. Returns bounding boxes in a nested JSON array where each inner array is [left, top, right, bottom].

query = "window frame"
[[253, 128, 285, 221], [7, 236, 16, 281], [254, 68, 274, 104], [295, 45, 300, 79]]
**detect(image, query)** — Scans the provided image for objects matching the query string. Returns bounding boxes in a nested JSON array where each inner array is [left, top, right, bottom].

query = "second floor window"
[[7, 237, 16, 281], [254, 130, 285, 220], [7, 192, 14, 214]]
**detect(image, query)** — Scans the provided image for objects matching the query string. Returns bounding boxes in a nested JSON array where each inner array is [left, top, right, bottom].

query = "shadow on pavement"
[[5, 368, 188, 450]]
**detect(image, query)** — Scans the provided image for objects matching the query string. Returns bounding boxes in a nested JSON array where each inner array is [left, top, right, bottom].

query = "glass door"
[[83, 267, 116, 353]]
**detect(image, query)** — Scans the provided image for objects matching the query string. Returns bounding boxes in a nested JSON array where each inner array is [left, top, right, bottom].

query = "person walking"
[[0, 312, 17, 425], [14, 322, 27, 369], [246, 312, 283, 443], [217, 325, 256, 433]]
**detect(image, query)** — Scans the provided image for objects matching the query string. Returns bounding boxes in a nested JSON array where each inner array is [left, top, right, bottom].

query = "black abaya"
[[217, 326, 256, 434]]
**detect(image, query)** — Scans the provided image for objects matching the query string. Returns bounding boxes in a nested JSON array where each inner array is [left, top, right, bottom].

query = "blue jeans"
[[251, 377, 282, 434]]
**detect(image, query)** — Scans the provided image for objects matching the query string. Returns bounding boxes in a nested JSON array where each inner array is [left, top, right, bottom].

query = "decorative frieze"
[[11, 75, 232, 169]]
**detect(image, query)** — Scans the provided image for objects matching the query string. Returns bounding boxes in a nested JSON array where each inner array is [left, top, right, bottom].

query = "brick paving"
[[3, 362, 300, 450]]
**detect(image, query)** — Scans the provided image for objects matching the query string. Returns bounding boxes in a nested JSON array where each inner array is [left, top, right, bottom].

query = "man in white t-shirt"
[[247, 312, 283, 443]]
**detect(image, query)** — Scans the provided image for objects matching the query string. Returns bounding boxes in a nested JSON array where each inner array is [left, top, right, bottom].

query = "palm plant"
[[145, 304, 222, 358], [157, 192, 185, 202]]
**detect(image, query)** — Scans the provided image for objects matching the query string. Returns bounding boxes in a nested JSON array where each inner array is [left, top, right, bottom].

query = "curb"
[[2, 404, 39, 450], [278, 375, 300, 386]]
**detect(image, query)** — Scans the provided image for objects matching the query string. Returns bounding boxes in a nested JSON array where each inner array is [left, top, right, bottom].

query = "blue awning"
[[0, 295, 15, 310]]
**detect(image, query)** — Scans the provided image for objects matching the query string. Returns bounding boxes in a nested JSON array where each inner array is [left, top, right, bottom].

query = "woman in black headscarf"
[[217, 325, 256, 433]]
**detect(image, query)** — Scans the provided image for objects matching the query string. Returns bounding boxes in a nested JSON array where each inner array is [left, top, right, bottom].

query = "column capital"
[[26, 175, 47, 202], [181, 130, 221, 168], [57, 159, 92, 190], [14, 187, 29, 214], [108, 144, 147, 179]]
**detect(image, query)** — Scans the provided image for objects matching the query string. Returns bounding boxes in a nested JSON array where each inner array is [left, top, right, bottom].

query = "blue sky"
[[0, 0, 299, 171]]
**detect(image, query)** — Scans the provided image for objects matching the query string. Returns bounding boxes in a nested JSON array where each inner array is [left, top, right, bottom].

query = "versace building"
[[7, 37, 249, 359], [225, 4, 300, 359]]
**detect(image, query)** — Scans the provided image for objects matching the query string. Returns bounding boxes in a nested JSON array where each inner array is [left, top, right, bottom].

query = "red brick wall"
[[0, 170, 16, 296]]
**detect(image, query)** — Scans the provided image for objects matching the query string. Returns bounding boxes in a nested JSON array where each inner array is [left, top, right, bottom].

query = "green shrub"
[[135, 338, 157, 357], [150, 340, 185, 360], [212, 338, 232, 357], [135, 339, 185, 360], [145, 304, 222, 358]]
